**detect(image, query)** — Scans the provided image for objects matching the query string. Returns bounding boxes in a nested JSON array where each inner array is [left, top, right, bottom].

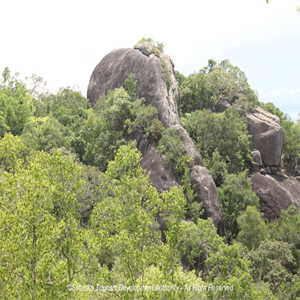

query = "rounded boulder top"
[[87, 42, 179, 129]]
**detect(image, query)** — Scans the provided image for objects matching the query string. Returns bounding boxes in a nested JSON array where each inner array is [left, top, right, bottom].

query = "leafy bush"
[[237, 206, 269, 250], [178, 218, 224, 275], [183, 108, 252, 174], [217, 170, 260, 243], [137, 38, 165, 52], [149, 47, 161, 57], [137, 37, 155, 44], [21, 116, 69, 152], [0, 75, 32, 136], [0, 133, 28, 173], [40, 87, 90, 124], [89, 143, 189, 298], [203, 149, 228, 187], [125, 98, 164, 142], [146, 118, 165, 141], [179, 59, 259, 114], [0, 146, 86, 299], [158, 127, 193, 175], [267, 205, 300, 274], [158, 128, 183, 163], [123, 72, 136, 100], [205, 243, 276, 299], [175, 70, 187, 87], [161, 58, 171, 90], [249, 240, 295, 286], [102, 87, 134, 131], [180, 73, 213, 113]]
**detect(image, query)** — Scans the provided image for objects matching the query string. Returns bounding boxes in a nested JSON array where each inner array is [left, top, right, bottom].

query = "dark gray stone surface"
[[246, 107, 285, 167], [252, 162, 260, 171], [190, 165, 226, 236], [87, 43, 225, 236], [251, 149, 263, 166], [251, 173, 300, 220]]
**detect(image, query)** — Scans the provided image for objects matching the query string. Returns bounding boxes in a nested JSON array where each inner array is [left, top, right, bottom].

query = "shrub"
[[217, 170, 260, 243], [183, 108, 252, 174], [149, 47, 161, 58], [158, 127, 193, 176], [237, 206, 269, 250]]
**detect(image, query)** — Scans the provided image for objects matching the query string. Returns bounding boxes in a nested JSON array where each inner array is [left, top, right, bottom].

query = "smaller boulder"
[[246, 107, 285, 167], [251, 149, 263, 166], [260, 168, 266, 175], [252, 162, 260, 171], [217, 99, 231, 112], [134, 42, 152, 56], [251, 173, 295, 220], [265, 166, 272, 174], [271, 167, 277, 175], [282, 173, 289, 179]]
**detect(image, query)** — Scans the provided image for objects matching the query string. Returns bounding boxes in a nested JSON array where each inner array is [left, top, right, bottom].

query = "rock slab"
[[190, 166, 226, 236], [246, 107, 285, 167], [251, 173, 300, 220]]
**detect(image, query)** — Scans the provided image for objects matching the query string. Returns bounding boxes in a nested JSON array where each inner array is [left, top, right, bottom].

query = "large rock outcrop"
[[87, 43, 225, 236], [246, 107, 285, 167], [216, 93, 285, 169], [88, 43, 201, 166], [251, 173, 300, 220]]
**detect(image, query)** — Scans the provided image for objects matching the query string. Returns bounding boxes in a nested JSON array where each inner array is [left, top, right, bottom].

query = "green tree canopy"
[[217, 171, 260, 243], [0, 135, 88, 299], [183, 108, 252, 175], [180, 59, 259, 114], [0, 79, 32, 136], [237, 206, 269, 250]]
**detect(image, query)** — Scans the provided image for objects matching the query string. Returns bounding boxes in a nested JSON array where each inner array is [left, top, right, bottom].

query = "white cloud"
[[254, 86, 300, 121], [257, 87, 300, 98], [1, 0, 299, 109]]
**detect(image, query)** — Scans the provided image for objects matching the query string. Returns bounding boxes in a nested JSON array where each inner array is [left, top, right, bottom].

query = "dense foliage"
[[178, 59, 259, 114], [182, 107, 252, 176], [0, 59, 300, 299]]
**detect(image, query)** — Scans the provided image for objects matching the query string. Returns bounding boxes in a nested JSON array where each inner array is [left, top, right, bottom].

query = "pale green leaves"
[[237, 206, 269, 250], [0, 137, 87, 299], [89, 143, 189, 298], [0, 133, 28, 173]]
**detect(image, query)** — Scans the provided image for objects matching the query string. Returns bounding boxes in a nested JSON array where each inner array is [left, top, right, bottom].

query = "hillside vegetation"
[[0, 56, 300, 299]]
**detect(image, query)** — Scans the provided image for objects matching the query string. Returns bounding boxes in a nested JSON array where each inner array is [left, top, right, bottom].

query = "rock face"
[[251, 173, 300, 220], [132, 131, 179, 194], [216, 94, 285, 169], [251, 149, 263, 166], [190, 166, 226, 235], [88, 46, 180, 128], [87, 43, 225, 236], [246, 107, 285, 167], [88, 45, 201, 165]]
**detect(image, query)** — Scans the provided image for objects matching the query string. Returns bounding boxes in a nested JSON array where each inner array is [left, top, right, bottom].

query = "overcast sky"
[[1, 0, 299, 120]]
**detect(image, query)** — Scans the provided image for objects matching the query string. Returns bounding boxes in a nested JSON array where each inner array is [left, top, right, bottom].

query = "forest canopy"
[[0, 62, 300, 299]]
